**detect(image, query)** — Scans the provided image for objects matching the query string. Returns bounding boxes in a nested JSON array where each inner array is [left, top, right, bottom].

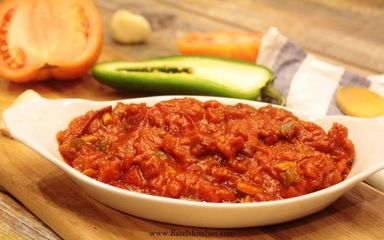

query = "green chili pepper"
[[92, 55, 285, 105]]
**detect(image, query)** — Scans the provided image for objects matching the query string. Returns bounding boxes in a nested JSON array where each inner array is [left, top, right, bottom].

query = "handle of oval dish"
[[348, 116, 384, 191], [1, 91, 102, 171], [363, 116, 384, 191], [0, 90, 43, 138], [1, 90, 69, 169]]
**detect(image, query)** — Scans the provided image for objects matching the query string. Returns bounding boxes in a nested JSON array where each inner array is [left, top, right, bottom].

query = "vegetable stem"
[[261, 81, 286, 106]]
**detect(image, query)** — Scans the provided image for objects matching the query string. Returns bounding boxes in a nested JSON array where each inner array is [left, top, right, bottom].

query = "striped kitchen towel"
[[257, 27, 384, 116]]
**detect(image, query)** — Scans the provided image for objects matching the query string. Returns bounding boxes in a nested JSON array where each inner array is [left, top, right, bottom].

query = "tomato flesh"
[[0, 0, 103, 82]]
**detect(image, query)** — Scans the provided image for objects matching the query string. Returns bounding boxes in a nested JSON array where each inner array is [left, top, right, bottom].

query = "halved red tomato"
[[0, 0, 103, 82], [176, 31, 263, 62]]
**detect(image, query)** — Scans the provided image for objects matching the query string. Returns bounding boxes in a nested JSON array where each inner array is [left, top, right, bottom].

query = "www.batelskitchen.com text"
[[149, 229, 236, 237]]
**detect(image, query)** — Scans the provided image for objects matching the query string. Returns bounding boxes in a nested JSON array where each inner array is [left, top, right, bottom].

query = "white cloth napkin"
[[257, 27, 384, 191]]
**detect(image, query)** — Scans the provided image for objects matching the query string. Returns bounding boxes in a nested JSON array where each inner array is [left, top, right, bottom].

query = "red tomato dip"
[[57, 98, 355, 203]]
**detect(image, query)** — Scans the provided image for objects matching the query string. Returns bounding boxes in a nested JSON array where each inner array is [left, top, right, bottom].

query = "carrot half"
[[176, 31, 263, 62]]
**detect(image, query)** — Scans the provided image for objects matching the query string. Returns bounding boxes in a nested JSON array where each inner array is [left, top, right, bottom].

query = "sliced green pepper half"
[[92, 55, 285, 105]]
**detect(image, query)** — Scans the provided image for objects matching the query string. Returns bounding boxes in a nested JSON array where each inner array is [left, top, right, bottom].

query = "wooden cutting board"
[[1, 74, 384, 240], [1, 72, 384, 240], [1, 130, 384, 239], [1, 0, 384, 238]]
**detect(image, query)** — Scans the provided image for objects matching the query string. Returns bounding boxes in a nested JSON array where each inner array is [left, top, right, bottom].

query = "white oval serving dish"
[[2, 95, 384, 228]]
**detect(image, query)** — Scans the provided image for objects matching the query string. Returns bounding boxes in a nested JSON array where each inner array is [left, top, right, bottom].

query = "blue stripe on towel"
[[272, 41, 307, 97]]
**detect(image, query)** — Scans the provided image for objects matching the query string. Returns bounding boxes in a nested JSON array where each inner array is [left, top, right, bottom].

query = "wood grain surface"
[[160, 0, 384, 73], [0, 192, 60, 240], [1, 0, 384, 239]]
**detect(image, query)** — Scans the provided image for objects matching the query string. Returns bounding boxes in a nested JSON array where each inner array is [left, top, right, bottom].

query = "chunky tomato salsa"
[[57, 98, 355, 203]]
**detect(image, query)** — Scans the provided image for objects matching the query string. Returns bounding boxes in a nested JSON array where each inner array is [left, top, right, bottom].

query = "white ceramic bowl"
[[3, 95, 384, 228]]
